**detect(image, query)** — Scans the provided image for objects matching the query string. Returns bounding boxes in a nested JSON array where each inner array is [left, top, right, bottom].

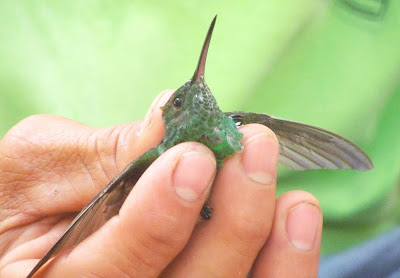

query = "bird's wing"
[[226, 112, 373, 171], [26, 147, 159, 278]]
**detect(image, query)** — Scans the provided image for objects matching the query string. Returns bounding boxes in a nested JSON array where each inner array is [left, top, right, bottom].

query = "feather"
[[225, 112, 373, 171]]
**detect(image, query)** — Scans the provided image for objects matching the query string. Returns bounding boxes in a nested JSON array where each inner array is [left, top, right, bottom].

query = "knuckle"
[[18, 114, 52, 125], [0, 114, 87, 182], [92, 127, 120, 159], [3, 114, 64, 152], [278, 190, 321, 211], [141, 211, 189, 253], [9, 114, 56, 135], [117, 212, 188, 275], [229, 212, 271, 249]]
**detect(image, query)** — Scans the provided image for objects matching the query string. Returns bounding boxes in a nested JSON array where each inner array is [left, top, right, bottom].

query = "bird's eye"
[[173, 97, 183, 108]]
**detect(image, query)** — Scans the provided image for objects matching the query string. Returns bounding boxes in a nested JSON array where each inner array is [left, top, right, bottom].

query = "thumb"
[[0, 89, 174, 222]]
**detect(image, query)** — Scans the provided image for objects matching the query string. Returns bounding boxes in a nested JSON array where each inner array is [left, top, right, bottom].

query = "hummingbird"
[[26, 16, 373, 277]]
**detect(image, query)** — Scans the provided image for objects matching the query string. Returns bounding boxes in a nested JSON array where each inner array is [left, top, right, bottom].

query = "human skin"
[[0, 90, 322, 277]]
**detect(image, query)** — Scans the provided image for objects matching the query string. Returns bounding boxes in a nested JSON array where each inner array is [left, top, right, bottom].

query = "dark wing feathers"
[[226, 112, 373, 171], [26, 147, 159, 278]]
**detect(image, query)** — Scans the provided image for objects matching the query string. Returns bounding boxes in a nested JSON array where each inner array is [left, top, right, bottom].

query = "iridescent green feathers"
[[161, 79, 243, 166]]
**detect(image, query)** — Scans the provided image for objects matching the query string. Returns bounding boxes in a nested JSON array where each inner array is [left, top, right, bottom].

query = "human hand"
[[0, 90, 322, 277]]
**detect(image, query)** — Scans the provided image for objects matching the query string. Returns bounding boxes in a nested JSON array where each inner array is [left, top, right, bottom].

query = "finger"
[[251, 190, 322, 278], [121, 89, 174, 166], [0, 90, 174, 220], [42, 142, 217, 278], [162, 124, 279, 277]]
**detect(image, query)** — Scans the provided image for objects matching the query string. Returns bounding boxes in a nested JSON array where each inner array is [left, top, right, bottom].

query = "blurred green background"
[[0, 1, 399, 255]]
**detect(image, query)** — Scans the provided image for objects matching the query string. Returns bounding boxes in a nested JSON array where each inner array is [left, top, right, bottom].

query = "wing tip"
[[352, 158, 374, 171]]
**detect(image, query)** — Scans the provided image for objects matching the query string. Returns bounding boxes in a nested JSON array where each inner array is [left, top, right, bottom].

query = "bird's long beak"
[[191, 15, 217, 84]]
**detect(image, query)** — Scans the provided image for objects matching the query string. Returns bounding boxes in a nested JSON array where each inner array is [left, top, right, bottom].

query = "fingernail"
[[241, 133, 278, 185], [173, 151, 216, 202], [286, 202, 320, 251], [140, 90, 173, 135]]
